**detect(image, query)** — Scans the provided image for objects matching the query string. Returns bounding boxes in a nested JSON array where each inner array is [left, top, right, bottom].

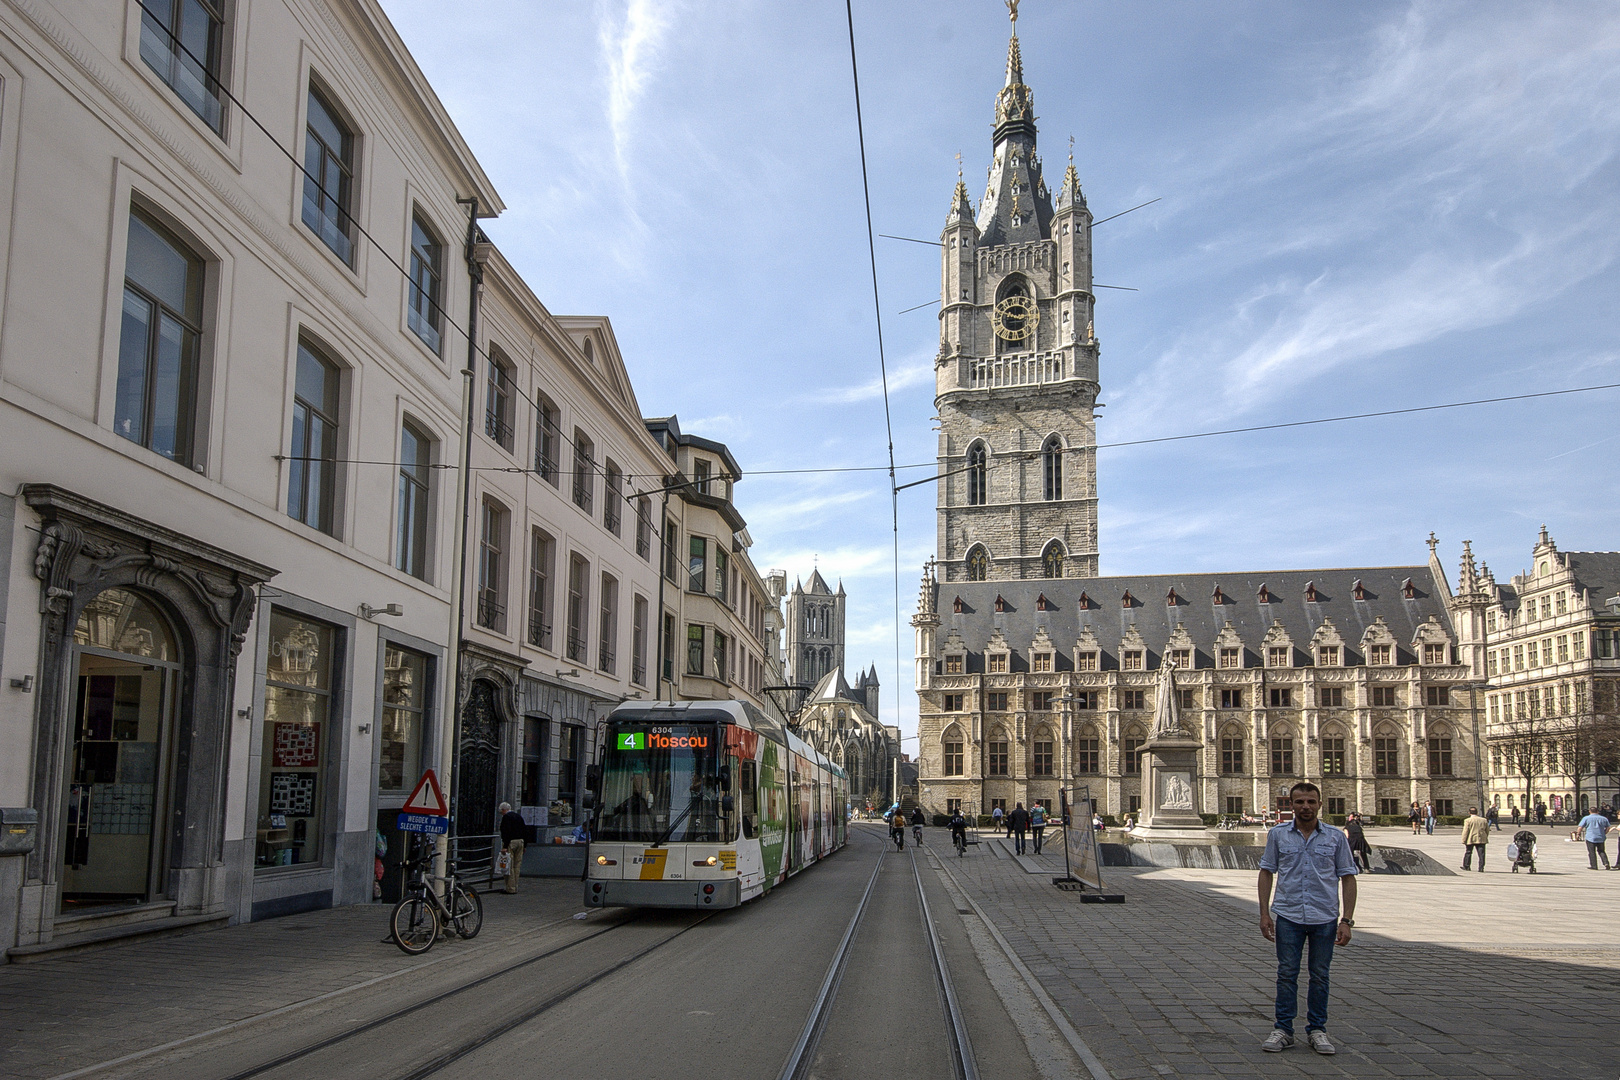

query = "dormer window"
[[1219, 647, 1240, 669], [1258, 584, 1271, 604], [1402, 578, 1416, 599], [1423, 643, 1447, 666], [1032, 652, 1053, 673], [1076, 651, 1098, 671], [944, 654, 965, 675], [1268, 646, 1291, 668], [1036, 593, 1050, 611], [1123, 650, 1143, 671], [1369, 643, 1391, 666], [1212, 586, 1226, 605], [953, 596, 964, 614], [1317, 645, 1341, 667], [1166, 588, 1181, 606], [988, 653, 1009, 674], [1353, 580, 1366, 601], [1078, 591, 1091, 609], [1168, 648, 1191, 669], [1305, 582, 1320, 603], [1121, 590, 1135, 608], [995, 595, 1007, 613]]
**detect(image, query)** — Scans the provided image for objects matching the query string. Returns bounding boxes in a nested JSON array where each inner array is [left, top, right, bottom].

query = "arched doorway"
[[62, 588, 180, 911], [457, 679, 503, 837]]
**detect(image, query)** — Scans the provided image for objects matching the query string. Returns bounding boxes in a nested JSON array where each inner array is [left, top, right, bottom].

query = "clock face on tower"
[[992, 294, 1039, 341]]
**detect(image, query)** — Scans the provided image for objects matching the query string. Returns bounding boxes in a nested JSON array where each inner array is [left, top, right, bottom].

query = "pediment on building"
[[1310, 618, 1345, 648], [1214, 623, 1245, 650], [1360, 616, 1396, 648], [1412, 614, 1451, 647]]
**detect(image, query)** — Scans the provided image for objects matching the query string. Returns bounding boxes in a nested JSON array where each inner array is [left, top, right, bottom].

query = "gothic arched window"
[[1042, 435, 1063, 501], [1043, 540, 1065, 579], [966, 442, 987, 506], [966, 545, 989, 582]]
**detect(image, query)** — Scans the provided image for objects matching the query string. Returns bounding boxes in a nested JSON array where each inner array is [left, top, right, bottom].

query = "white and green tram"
[[584, 700, 847, 909]]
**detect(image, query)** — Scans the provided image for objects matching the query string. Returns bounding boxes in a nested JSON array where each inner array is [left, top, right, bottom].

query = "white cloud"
[[810, 359, 935, 404], [598, 0, 677, 180]]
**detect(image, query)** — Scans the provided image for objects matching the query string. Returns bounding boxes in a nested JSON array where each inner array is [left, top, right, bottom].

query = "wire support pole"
[[445, 195, 482, 842]]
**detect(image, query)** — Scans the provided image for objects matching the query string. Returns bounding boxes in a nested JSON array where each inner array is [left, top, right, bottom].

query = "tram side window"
[[739, 759, 757, 838]]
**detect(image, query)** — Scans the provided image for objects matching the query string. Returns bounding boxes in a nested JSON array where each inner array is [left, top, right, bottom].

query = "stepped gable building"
[[913, 552, 1478, 822], [1448, 528, 1620, 817], [785, 570, 847, 689], [935, 1, 1099, 584], [793, 665, 899, 811]]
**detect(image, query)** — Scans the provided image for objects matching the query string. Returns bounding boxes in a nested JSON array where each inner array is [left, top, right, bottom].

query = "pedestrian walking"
[[992, 804, 1004, 834], [1577, 807, 1613, 870], [1344, 812, 1373, 873], [1486, 805, 1500, 831], [1030, 803, 1047, 854], [1409, 802, 1421, 836], [498, 801, 526, 894], [1258, 781, 1357, 1056], [1008, 802, 1031, 855], [1511, 804, 1520, 826], [1423, 801, 1435, 835], [1460, 807, 1489, 872]]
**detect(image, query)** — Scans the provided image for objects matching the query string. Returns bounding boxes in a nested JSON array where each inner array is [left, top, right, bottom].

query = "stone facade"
[[792, 667, 899, 812], [784, 570, 846, 689]]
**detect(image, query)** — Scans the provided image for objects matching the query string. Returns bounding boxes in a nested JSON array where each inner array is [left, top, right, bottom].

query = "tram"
[[584, 700, 847, 909]]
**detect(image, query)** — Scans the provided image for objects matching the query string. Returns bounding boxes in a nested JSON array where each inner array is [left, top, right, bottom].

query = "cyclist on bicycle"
[[911, 806, 926, 846], [888, 806, 905, 849], [949, 809, 968, 856]]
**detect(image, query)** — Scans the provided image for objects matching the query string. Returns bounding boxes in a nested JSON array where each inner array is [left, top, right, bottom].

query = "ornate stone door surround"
[[19, 485, 275, 944]]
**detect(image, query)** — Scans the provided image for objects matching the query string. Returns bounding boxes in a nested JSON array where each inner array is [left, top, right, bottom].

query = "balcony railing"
[[528, 611, 551, 650], [566, 630, 587, 663], [604, 501, 621, 536], [598, 647, 615, 675], [573, 472, 593, 513], [535, 448, 559, 483], [632, 659, 647, 686], [485, 410, 514, 449], [476, 591, 505, 632]]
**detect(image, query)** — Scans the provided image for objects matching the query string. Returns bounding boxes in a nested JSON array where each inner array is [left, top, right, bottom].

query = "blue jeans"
[[1013, 829, 1027, 854], [1274, 915, 1336, 1035]]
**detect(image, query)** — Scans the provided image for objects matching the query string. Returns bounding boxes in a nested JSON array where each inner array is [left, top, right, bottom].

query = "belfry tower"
[[935, 2, 1099, 582]]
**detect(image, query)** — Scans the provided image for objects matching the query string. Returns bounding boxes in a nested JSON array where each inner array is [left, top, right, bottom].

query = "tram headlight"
[[705, 855, 718, 866], [597, 855, 608, 865]]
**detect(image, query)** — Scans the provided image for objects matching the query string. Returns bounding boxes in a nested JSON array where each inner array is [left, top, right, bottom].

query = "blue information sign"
[[397, 812, 449, 835]]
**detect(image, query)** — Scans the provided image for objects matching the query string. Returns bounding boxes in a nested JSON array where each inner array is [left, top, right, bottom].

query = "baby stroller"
[[1507, 829, 1538, 873]]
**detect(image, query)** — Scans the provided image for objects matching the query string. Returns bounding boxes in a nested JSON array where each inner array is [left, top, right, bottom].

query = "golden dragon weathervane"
[[1007, 0, 1020, 25]]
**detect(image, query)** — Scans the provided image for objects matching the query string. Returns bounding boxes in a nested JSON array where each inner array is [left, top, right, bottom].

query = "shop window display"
[[378, 645, 427, 792], [257, 610, 336, 869]]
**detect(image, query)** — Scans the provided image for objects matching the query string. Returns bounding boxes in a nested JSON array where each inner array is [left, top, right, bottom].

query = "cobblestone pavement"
[[0, 881, 601, 1079], [937, 823, 1620, 1080]]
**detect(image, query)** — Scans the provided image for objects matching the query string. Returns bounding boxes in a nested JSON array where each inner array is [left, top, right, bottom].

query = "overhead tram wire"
[[844, 0, 905, 723]]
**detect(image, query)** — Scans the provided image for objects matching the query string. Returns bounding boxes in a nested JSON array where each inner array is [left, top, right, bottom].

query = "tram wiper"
[[650, 794, 701, 848]]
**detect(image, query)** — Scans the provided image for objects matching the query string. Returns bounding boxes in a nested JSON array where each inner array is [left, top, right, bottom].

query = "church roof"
[[933, 566, 1455, 669], [805, 569, 834, 596], [808, 666, 870, 708]]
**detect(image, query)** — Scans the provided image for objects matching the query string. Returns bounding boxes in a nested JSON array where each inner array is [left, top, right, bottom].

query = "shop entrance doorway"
[[61, 588, 179, 912]]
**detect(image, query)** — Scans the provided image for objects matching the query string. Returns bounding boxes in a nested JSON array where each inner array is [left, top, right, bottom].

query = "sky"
[[379, 0, 1620, 738]]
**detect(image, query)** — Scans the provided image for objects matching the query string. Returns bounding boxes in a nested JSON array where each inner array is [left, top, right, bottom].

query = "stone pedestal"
[[1136, 733, 1207, 834]]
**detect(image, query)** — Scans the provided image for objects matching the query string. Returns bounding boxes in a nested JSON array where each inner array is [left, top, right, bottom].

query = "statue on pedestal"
[[1151, 657, 1183, 738]]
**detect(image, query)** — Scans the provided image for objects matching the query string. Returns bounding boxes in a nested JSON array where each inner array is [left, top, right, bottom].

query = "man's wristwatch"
[[1339, 918, 1354, 926]]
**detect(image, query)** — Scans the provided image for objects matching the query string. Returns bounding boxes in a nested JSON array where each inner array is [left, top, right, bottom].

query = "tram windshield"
[[596, 722, 725, 843]]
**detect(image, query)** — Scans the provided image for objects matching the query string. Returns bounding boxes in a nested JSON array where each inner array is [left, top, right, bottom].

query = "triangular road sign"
[[401, 769, 448, 816]]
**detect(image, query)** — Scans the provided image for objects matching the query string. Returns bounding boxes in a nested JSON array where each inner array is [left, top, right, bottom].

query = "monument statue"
[[1151, 657, 1183, 738]]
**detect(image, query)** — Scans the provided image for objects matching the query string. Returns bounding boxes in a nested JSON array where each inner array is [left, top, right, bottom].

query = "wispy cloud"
[[598, 0, 676, 180], [810, 359, 935, 404]]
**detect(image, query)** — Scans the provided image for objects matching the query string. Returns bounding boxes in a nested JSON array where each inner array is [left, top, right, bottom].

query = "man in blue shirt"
[[1577, 808, 1613, 870], [1257, 781, 1358, 1056]]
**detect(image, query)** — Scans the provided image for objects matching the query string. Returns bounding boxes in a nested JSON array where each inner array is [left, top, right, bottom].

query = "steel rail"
[[910, 846, 980, 1080], [776, 841, 888, 1080]]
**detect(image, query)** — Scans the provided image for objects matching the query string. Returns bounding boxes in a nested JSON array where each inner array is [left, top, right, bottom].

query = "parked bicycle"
[[390, 841, 483, 955]]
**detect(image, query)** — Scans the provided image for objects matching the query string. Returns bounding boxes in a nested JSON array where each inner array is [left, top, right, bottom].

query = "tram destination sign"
[[614, 727, 710, 751]]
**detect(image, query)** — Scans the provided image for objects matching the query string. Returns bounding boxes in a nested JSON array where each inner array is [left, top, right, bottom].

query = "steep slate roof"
[[1567, 552, 1620, 604], [808, 666, 869, 708], [936, 566, 1453, 673]]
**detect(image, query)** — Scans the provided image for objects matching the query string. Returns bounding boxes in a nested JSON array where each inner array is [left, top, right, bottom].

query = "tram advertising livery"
[[586, 700, 846, 909]]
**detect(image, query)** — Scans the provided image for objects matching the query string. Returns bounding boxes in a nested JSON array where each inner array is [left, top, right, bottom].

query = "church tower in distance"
[[935, 3, 1099, 583]]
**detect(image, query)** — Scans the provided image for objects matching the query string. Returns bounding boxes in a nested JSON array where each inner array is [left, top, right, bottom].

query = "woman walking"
[[1409, 802, 1421, 836]]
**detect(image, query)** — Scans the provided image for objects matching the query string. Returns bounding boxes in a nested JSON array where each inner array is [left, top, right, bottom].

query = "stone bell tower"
[[935, 1, 1100, 583]]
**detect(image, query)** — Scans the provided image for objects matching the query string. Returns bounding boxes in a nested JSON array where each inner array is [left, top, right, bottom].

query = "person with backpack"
[[1030, 802, 1048, 854]]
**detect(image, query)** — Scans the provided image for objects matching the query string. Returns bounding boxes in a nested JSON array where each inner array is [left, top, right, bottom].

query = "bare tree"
[[1494, 713, 1547, 818], [1554, 711, 1620, 815]]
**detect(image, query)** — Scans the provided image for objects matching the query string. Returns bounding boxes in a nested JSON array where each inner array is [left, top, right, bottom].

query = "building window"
[[566, 555, 589, 663], [632, 595, 648, 686], [379, 645, 428, 793], [635, 498, 653, 560], [1075, 736, 1100, 774], [1267, 646, 1291, 668], [1423, 643, 1447, 666], [946, 798, 962, 816], [1128, 795, 1142, 813], [943, 733, 964, 776], [476, 500, 507, 632], [1123, 651, 1143, 671], [1269, 688, 1292, 708], [688, 536, 707, 593], [692, 458, 711, 495], [528, 529, 554, 650], [1428, 737, 1454, 776], [943, 693, 964, 711], [534, 395, 560, 484], [288, 339, 340, 535], [661, 613, 675, 683], [1042, 436, 1063, 500], [1326, 797, 1345, 816], [1219, 647, 1240, 669], [1032, 652, 1053, 673], [966, 545, 988, 582], [1374, 738, 1399, 776], [521, 717, 545, 808], [966, 442, 987, 505], [987, 691, 1008, 711], [1220, 689, 1243, 710], [1321, 736, 1346, 775], [557, 726, 582, 818], [572, 431, 595, 513], [302, 86, 354, 263], [1557, 635, 1569, 663], [484, 351, 515, 449], [1270, 738, 1295, 776], [1371, 686, 1397, 707], [989, 737, 1008, 775], [257, 610, 336, 869], [1435, 798, 1454, 818], [1378, 797, 1402, 816], [1316, 646, 1340, 667], [1425, 686, 1450, 706], [1074, 690, 1099, 710], [1179, 688, 1196, 710], [598, 574, 618, 674], [396, 422, 431, 579], [662, 519, 679, 581], [1168, 649, 1192, 669], [1033, 737, 1054, 775], [604, 461, 622, 535], [116, 210, 205, 466], [944, 655, 965, 675], [1032, 691, 1054, 711], [1123, 689, 1145, 710], [1076, 652, 1098, 672], [715, 549, 729, 603], [1368, 643, 1391, 666], [1513, 645, 1524, 670], [140, 0, 225, 131], [408, 216, 443, 353], [1226, 796, 1245, 815], [1123, 737, 1144, 774], [1318, 687, 1344, 708], [987, 653, 1008, 674], [1221, 738, 1243, 775], [712, 630, 728, 683], [686, 624, 704, 676], [1042, 540, 1065, 578]]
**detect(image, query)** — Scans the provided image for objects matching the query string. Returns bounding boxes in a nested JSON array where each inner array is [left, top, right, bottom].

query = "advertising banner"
[[1062, 784, 1106, 891]]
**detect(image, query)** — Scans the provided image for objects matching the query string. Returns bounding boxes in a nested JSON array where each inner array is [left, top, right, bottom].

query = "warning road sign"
[[401, 769, 448, 817]]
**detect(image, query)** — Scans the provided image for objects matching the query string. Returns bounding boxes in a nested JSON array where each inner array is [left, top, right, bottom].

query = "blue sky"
[[380, 1, 1620, 737]]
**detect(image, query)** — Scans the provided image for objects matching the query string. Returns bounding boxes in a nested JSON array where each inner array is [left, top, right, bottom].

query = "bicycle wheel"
[[391, 895, 439, 955], [450, 885, 483, 939]]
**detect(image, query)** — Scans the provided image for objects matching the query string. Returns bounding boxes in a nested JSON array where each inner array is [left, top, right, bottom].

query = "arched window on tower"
[[1042, 435, 1063, 501], [967, 442, 987, 506], [966, 545, 989, 582], [1043, 541, 1065, 579]]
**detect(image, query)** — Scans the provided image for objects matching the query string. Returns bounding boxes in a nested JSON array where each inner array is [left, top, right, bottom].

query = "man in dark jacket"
[[498, 802, 526, 894], [1008, 802, 1031, 855]]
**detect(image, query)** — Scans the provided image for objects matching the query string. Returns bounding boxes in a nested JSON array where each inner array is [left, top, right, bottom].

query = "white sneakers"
[[1261, 1029, 1336, 1055], [1308, 1031, 1337, 1055]]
